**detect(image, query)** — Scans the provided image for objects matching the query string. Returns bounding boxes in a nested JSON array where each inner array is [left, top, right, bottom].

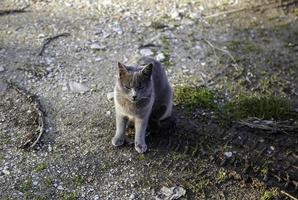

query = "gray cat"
[[112, 57, 173, 153]]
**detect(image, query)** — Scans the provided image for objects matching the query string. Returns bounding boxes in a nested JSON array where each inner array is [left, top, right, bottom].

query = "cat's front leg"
[[134, 117, 149, 153], [112, 113, 128, 147]]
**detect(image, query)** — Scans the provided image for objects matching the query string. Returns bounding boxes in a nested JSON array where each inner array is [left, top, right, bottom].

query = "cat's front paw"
[[112, 136, 125, 147], [135, 143, 147, 153]]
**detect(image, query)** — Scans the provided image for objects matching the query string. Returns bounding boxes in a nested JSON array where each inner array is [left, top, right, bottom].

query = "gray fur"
[[112, 57, 173, 153]]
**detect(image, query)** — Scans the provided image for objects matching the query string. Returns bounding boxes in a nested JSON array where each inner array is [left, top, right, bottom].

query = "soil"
[[0, 0, 297, 199]]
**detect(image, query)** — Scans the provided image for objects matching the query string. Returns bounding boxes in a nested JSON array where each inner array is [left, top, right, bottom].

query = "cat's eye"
[[124, 85, 131, 89]]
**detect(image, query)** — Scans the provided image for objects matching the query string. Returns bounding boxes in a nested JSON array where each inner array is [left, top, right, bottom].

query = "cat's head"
[[116, 62, 153, 103]]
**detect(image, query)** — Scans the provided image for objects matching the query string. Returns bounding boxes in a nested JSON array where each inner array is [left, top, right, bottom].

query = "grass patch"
[[174, 85, 296, 124], [35, 163, 47, 172], [174, 86, 215, 109], [232, 94, 294, 120]]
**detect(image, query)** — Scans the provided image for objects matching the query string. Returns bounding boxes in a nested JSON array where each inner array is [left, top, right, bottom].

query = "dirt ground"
[[0, 0, 297, 199]]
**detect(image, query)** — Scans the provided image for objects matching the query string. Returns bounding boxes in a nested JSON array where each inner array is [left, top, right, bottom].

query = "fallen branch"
[[202, 38, 239, 70], [280, 190, 298, 200], [38, 33, 70, 56], [0, 5, 30, 16], [204, 7, 247, 19], [6, 80, 46, 148], [238, 117, 298, 134]]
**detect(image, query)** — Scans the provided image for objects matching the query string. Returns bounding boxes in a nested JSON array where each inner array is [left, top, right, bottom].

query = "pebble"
[[129, 193, 136, 199], [90, 43, 106, 50], [68, 81, 89, 94], [156, 52, 165, 61], [106, 111, 111, 116], [57, 185, 64, 190], [140, 48, 153, 56], [224, 151, 233, 158], [0, 66, 5, 72], [2, 169, 10, 175], [107, 92, 114, 100], [94, 195, 100, 200]]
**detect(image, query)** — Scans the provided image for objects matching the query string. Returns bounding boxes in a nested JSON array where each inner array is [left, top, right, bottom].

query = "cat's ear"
[[141, 63, 153, 77], [118, 62, 128, 78]]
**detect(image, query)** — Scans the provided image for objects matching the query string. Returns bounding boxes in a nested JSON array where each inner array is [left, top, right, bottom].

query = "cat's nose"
[[132, 95, 137, 100]]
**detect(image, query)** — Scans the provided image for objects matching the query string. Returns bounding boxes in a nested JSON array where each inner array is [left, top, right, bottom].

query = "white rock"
[[95, 57, 103, 62], [106, 111, 111, 116], [94, 195, 100, 200], [156, 53, 165, 61], [129, 193, 136, 199], [33, 181, 38, 186], [2, 169, 10, 175], [107, 92, 114, 100], [90, 43, 106, 50], [0, 66, 5, 72], [68, 81, 89, 94], [224, 151, 233, 158], [57, 185, 64, 190], [140, 48, 153, 56]]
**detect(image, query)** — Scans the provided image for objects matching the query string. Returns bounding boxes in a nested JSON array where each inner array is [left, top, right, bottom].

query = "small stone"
[[95, 57, 103, 62], [68, 81, 89, 94], [107, 92, 114, 100], [106, 111, 111, 116], [33, 181, 38, 186], [90, 43, 106, 51], [57, 185, 64, 190], [0, 66, 5, 72], [140, 48, 153, 56], [94, 195, 100, 200], [224, 152, 233, 158], [2, 169, 10, 175], [156, 53, 165, 61], [129, 193, 136, 199]]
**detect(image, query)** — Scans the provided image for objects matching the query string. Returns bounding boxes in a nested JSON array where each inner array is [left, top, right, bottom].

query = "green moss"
[[35, 163, 47, 172], [174, 86, 215, 109], [260, 189, 278, 200]]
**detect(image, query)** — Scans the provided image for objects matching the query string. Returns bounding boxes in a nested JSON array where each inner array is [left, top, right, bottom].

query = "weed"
[[189, 179, 210, 193], [44, 177, 53, 187], [260, 188, 278, 200], [62, 192, 79, 200], [218, 169, 227, 182], [21, 178, 32, 192], [35, 163, 47, 172], [73, 175, 85, 186]]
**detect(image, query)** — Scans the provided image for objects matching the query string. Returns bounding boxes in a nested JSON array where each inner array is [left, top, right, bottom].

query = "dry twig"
[[238, 117, 298, 134], [280, 190, 298, 200], [38, 33, 70, 56], [6, 80, 46, 148], [0, 5, 30, 16]]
